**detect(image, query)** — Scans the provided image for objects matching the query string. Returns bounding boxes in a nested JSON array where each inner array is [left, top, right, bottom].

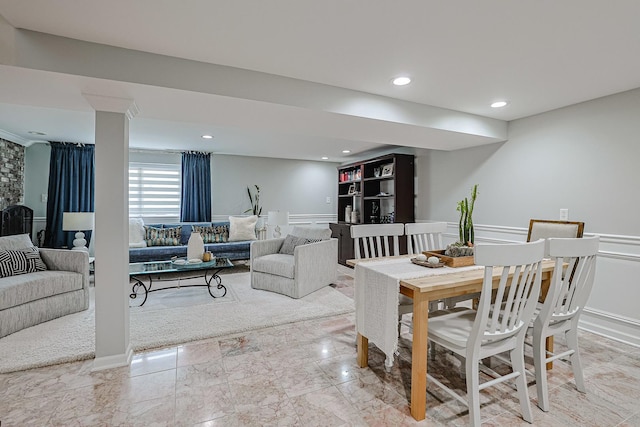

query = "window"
[[129, 162, 181, 217]]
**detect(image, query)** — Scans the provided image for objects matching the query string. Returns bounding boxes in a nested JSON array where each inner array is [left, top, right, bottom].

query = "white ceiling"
[[0, 0, 639, 161]]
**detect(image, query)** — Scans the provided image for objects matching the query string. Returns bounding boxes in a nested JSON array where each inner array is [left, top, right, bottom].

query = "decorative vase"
[[187, 232, 204, 260]]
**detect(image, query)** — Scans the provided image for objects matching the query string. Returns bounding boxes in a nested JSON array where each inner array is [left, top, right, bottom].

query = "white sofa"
[[0, 234, 90, 338], [250, 226, 338, 298]]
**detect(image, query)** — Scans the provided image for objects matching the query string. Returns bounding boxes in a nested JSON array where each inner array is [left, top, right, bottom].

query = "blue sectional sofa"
[[129, 221, 253, 263]]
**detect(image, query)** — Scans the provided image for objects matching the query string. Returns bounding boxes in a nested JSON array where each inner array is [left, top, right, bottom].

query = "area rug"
[[0, 271, 354, 373]]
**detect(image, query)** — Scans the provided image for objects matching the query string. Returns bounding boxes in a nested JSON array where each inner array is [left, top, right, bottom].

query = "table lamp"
[[268, 211, 289, 238], [62, 212, 95, 251]]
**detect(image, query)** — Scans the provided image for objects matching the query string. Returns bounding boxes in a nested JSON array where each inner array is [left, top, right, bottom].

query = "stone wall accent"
[[0, 138, 25, 209]]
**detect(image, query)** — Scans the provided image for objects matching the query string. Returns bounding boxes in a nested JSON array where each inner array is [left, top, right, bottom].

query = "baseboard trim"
[[579, 308, 640, 348], [91, 343, 134, 371]]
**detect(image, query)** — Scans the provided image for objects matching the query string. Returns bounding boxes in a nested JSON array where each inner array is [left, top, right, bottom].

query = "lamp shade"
[[268, 211, 289, 226], [62, 212, 95, 231]]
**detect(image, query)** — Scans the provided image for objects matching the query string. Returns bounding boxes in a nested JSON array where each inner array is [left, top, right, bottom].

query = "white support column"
[[83, 93, 138, 370]]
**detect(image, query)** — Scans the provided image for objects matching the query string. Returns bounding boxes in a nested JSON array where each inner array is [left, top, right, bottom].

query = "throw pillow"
[[193, 225, 229, 243], [290, 226, 331, 240], [129, 218, 147, 248], [278, 235, 316, 255], [144, 225, 182, 246], [228, 216, 258, 241], [0, 247, 48, 278], [0, 234, 34, 251]]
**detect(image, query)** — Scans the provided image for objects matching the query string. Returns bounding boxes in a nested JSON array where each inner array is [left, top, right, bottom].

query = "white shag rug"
[[0, 272, 354, 373]]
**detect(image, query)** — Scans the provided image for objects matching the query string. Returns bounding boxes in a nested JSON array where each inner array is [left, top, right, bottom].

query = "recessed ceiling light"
[[321, 156, 329, 160], [392, 76, 411, 86], [201, 134, 213, 139], [28, 131, 46, 136], [491, 101, 508, 108], [342, 150, 351, 154]]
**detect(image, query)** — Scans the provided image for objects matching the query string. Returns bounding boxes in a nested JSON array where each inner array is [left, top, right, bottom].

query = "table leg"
[[546, 336, 554, 370], [357, 333, 369, 368], [205, 267, 228, 298], [541, 275, 554, 370], [410, 292, 429, 421], [130, 275, 149, 306]]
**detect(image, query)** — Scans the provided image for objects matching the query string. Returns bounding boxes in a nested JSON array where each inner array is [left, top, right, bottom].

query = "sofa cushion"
[[229, 216, 258, 241], [144, 225, 182, 246], [252, 254, 295, 279], [129, 218, 147, 248], [193, 224, 229, 243], [0, 234, 33, 251], [290, 226, 331, 240], [0, 270, 83, 310], [278, 235, 320, 255], [178, 223, 210, 245], [0, 247, 48, 278]]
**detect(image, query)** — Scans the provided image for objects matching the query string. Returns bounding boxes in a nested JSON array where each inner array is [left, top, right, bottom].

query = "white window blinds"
[[128, 162, 181, 217]]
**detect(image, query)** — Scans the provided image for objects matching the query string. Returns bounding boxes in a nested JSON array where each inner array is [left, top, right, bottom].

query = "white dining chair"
[[531, 236, 599, 412], [427, 239, 545, 427], [351, 223, 404, 259], [350, 223, 412, 334], [405, 222, 448, 327], [405, 222, 476, 311], [405, 222, 446, 254]]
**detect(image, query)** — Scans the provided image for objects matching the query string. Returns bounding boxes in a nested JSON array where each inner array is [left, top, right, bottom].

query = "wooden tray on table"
[[423, 249, 475, 268]]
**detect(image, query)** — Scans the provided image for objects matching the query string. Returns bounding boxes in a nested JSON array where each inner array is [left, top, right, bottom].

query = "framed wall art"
[[380, 163, 394, 177]]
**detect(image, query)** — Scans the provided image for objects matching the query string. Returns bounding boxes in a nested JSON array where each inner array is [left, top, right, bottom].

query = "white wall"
[[23, 143, 50, 218], [211, 154, 337, 220], [27, 148, 339, 230], [417, 88, 640, 346]]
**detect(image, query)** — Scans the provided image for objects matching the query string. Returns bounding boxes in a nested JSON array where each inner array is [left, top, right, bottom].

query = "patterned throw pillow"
[[0, 247, 48, 278], [144, 226, 182, 247], [192, 225, 229, 243], [278, 235, 320, 255]]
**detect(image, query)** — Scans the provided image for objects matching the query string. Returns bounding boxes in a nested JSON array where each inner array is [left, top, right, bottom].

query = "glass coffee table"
[[129, 257, 234, 306]]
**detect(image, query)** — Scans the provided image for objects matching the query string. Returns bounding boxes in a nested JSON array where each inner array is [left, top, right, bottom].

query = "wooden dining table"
[[349, 256, 556, 421]]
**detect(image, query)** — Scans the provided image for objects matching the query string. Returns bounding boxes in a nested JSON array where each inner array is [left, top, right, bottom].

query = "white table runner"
[[355, 257, 483, 367]]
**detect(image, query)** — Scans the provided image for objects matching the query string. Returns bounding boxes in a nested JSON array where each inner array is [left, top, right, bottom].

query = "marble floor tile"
[[336, 372, 408, 416], [542, 380, 632, 427], [0, 392, 65, 426], [218, 334, 261, 357], [125, 369, 177, 404], [617, 411, 640, 427], [177, 339, 222, 367], [3, 266, 640, 427], [177, 360, 227, 388], [227, 372, 288, 409], [175, 380, 235, 425], [317, 353, 378, 385], [223, 349, 274, 381], [129, 347, 177, 377], [290, 385, 366, 426], [47, 381, 122, 425], [581, 362, 640, 414], [273, 361, 334, 398], [200, 399, 301, 426], [111, 395, 177, 426], [0, 359, 109, 400]]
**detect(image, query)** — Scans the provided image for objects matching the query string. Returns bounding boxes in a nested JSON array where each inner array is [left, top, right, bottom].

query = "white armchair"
[[250, 226, 338, 298]]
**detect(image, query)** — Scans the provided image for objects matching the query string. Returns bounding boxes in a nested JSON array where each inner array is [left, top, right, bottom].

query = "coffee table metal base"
[[129, 260, 232, 306]]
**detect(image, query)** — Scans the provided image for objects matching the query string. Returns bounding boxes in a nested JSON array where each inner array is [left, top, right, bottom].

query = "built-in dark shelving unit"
[[330, 153, 415, 265]]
